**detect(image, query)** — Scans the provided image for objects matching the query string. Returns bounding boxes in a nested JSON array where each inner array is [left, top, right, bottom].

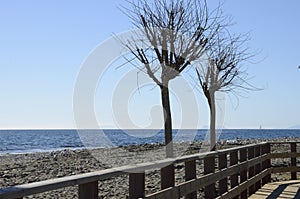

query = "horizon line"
[[0, 128, 299, 130]]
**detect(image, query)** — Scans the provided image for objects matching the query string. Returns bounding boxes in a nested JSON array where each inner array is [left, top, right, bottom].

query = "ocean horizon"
[[1, 129, 300, 155]]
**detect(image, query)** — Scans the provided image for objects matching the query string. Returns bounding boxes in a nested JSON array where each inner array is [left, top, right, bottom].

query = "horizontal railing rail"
[[0, 141, 299, 199]]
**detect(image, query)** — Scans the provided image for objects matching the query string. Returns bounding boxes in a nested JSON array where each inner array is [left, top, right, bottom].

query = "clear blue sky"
[[0, 0, 299, 129]]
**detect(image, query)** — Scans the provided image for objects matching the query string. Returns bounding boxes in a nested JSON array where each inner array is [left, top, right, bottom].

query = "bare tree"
[[122, 0, 225, 157], [196, 34, 252, 151]]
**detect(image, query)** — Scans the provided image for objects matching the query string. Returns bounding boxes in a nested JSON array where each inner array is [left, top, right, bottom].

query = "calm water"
[[0, 129, 299, 154]]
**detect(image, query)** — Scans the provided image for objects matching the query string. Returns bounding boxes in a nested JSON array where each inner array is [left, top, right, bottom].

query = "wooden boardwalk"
[[1, 141, 300, 199], [249, 180, 300, 199]]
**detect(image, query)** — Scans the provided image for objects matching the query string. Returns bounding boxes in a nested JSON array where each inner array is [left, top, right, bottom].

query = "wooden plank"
[[249, 180, 300, 199], [0, 169, 122, 199], [239, 148, 247, 199], [218, 153, 227, 195], [271, 166, 300, 173], [184, 160, 197, 199], [291, 143, 297, 180], [161, 164, 175, 189], [171, 142, 267, 164], [266, 143, 271, 183], [261, 143, 271, 185], [143, 143, 266, 167], [230, 151, 238, 199], [129, 172, 145, 199], [254, 146, 262, 191], [248, 146, 255, 196], [204, 156, 215, 198], [214, 142, 267, 157], [78, 181, 98, 199], [268, 141, 300, 144], [269, 152, 300, 158]]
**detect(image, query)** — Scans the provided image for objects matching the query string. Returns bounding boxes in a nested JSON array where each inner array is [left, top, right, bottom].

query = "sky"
[[0, 0, 299, 129]]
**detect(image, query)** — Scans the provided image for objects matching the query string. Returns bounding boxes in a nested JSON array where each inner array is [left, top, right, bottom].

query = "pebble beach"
[[1, 138, 299, 198]]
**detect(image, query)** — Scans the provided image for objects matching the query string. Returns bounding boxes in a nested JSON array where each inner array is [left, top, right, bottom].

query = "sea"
[[0, 129, 300, 155]]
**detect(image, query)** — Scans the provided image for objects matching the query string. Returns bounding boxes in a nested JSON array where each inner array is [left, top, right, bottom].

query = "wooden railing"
[[0, 141, 299, 199]]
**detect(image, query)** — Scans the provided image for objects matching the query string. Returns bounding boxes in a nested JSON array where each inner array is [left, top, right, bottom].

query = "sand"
[[0, 137, 299, 198]]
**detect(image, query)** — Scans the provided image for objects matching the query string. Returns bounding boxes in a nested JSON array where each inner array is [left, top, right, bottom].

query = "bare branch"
[[121, 0, 227, 86], [196, 31, 257, 98]]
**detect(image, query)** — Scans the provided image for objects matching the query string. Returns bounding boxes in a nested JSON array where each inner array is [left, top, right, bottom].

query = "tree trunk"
[[160, 84, 175, 189], [208, 91, 216, 151], [160, 85, 174, 157]]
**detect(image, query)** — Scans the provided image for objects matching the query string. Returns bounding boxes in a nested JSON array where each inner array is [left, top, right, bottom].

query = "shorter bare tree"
[[196, 34, 253, 151]]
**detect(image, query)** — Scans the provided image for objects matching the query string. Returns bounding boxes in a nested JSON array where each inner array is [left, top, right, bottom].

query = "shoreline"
[[1, 138, 300, 198], [1, 136, 299, 156], [1, 128, 300, 157]]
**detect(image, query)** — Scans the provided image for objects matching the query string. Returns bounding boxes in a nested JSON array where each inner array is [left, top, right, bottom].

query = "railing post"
[[161, 164, 175, 189], [291, 142, 297, 180], [218, 153, 227, 196], [262, 143, 271, 185], [129, 172, 145, 199], [204, 155, 215, 199], [185, 160, 197, 199], [239, 148, 247, 199], [248, 146, 255, 196], [79, 181, 98, 199], [255, 145, 262, 191], [230, 150, 238, 199]]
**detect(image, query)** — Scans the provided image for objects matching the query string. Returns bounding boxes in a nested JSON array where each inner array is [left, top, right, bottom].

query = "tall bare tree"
[[196, 34, 252, 151]]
